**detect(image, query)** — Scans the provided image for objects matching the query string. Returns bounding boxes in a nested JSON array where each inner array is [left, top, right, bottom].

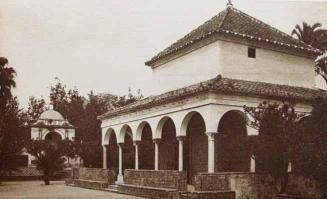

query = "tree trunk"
[[43, 170, 50, 185], [279, 173, 289, 194]]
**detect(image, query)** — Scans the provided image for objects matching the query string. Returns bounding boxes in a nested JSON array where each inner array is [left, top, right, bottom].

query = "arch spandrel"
[[135, 121, 153, 141], [103, 127, 116, 146], [179, 111, 207, 137], [118, 124, 133, 144]]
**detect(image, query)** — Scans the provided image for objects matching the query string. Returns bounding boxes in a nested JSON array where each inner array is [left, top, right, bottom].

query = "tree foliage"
[[244, 102, 304, 193], [26, 96, 47, 123], [293, 98, 327, 198], [291, 22, 327, 51], [0, 58, 27, 181], [25, 78, 143, 168], [315, 53, 327, 84], [0, 57, 16, 106], [0, 97, 28, 179], [26, 140, 69, 185]]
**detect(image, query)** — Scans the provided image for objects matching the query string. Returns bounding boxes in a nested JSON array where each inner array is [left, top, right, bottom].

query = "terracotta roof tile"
[[99, 76, 327, 120], [146, 7, 322, 66]]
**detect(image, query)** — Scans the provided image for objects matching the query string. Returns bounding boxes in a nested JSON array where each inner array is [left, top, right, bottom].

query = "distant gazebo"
[[31, 106, 75, 141], [26, 106, 76, 166]]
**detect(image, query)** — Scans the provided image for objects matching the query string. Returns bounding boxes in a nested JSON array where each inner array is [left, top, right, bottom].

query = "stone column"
[[250, 155, 255, 173], [177, 136, 185, 172], [117, 143, 124, 183], [103, 145, 107, 169], [153, 139, 160, 171], [134, 141, 140, 170], [207, 132, 215, 173], [287, 162, 292, 173]]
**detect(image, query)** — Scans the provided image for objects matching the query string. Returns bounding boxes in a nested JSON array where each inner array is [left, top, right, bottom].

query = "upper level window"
[[248, 47, 256, 58]]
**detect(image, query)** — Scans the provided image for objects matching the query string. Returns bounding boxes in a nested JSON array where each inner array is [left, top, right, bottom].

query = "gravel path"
[[0, 181, 144, 199]]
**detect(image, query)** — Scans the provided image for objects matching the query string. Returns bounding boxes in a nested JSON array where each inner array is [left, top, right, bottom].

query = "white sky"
[[0, 0, 327, 107]]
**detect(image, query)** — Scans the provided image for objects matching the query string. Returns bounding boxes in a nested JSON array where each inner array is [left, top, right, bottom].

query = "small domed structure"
[[30, 105, 75, 141], [39, 109, 64, 121]]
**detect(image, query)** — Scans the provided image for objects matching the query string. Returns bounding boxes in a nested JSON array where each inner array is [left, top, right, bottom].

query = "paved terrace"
[[0, 181, 144, 199]]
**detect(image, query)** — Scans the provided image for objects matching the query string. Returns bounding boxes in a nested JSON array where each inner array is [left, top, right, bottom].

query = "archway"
[[216, 110, 251, 172], [158, 117, 178, 170], [107, 132, 118, 174], [138, 122, 154, 169], [121, 126, 135, 172], [45, 131, 62, 143], [183, 112, 207, 184]]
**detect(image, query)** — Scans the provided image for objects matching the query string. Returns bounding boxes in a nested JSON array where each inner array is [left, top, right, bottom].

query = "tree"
[[244, 102, 303, 194], [294, 97, 327, 198], [315, 53, 327, 84], [291, 22, 327, 51], [0, 56, 17, 148], [0, 57, 16, 106], [26, 79, 144, 168], [0, 58, 26, 182], [26, 140, 69, 185], [0, 97, 29, 181], [26, 96, 47, 123]]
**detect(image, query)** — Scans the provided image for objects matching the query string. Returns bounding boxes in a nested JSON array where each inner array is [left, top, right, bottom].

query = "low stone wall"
[[124, 169, 187, 191], [276, 194, 316, 199], [3, 167, 70, 181], [194, 173, 230, 191], [186, 191, 236, 199], [286, 175, 320, 198], [117, 184, 178, 199], [74, 167, 115, 183], [70, 167, 115, 185], [194, 173, 320, 199]]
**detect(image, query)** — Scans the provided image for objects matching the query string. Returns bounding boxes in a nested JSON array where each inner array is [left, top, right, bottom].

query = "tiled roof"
[[99, 75, 327, 120], [146, 6, 322, 66]]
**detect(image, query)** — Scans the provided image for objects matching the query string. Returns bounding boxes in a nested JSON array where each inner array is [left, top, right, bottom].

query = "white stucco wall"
[[31, 127, 75, 141], [151, 40, 317, 95]]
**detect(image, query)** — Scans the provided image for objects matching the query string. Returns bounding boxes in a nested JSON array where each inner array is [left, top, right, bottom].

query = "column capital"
[[133, 141, 141, 146], [177, 136, 186, 141], [117, 143, 124, 147], [153, 138, 161, 144], [206, 132, 216, 140]]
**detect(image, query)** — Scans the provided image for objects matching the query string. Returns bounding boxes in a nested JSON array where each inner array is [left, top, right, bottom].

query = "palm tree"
[[0, 57, 16, 106], [292, 22, 327, 51]]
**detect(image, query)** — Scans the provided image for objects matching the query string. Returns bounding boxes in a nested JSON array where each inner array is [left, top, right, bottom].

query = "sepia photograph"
[[0, 0, 327, 198]]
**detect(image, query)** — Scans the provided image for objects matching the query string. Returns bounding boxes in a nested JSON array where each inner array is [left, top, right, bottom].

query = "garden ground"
[[0, 181, 144, 199]]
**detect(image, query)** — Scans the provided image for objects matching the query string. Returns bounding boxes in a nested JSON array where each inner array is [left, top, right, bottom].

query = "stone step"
[[104, 185, 118, 192]]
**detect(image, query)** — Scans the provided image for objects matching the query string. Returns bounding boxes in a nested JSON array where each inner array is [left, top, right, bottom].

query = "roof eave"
[[146, 33, 322, 69]]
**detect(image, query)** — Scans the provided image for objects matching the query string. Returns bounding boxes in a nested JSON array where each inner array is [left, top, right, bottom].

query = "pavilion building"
[[98, 3, 326, 198]]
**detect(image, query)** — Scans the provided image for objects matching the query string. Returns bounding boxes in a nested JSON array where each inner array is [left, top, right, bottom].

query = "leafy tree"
[[26, 96, 47, 123], [294, 98, 327, 198], [26, 140, 69, 185], [46, 79, 143, 167], [291, 22, 327, 51], [315, 53, 327, 84], [244, 102, 303, 194], [0, 57, 16, 106], [0, 58, 27, 181]]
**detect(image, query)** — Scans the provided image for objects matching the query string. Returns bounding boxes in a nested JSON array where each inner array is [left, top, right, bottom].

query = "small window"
[[248, 47, 256, 58]]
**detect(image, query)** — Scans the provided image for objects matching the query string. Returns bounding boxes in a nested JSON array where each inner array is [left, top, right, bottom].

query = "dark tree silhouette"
[[244, 102, 303, 194], [0, 57, 16, 106], [26, 140, 69, 185], [291, 22, 327, 51], [294, 97, 327, 199]]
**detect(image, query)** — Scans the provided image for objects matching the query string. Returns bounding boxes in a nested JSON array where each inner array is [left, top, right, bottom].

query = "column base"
[[116, 174, 124, 184]]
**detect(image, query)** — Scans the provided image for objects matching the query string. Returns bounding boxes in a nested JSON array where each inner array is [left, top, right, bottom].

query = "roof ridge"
[[217, 7, 231, 32]]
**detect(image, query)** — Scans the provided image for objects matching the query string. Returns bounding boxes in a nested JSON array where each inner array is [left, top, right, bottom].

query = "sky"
[[0, 0, 327, 108]]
